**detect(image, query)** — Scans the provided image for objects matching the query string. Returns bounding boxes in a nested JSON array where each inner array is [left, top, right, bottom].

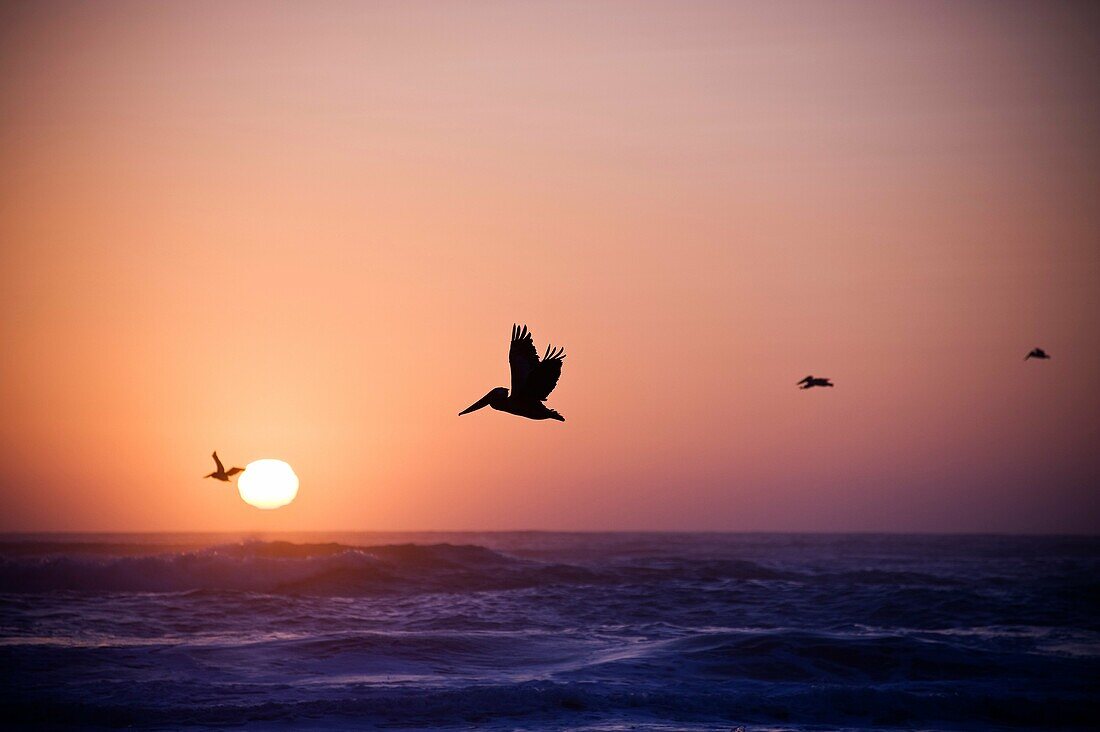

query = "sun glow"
[[237, 459, 299, 509]]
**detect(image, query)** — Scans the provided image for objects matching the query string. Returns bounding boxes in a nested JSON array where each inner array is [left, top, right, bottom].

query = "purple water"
[[1, 533, 1098, 730]]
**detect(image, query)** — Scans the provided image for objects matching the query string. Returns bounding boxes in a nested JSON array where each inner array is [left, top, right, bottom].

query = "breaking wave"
[[0, 540, 796, 595]]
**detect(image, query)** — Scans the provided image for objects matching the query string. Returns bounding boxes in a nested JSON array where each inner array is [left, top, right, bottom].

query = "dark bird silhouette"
[[797, 375, 834, 389], [204, 451, 245, 481], [1025, 347, 1050, 361], [460, 324, 566, 422]]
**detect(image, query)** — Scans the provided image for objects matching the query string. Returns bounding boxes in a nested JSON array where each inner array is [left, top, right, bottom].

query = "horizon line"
[[1, 529, 1097, 538]]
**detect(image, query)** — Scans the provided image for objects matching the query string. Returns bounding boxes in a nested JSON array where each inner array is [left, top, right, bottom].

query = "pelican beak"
[[459, 392, 494, 416]]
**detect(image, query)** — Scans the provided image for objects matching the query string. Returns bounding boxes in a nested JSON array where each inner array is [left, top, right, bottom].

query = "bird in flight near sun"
[[797, 375, 835, 389], [460, 324, 567, 422], [204, 451, 244, 481], [1025, 347, 1050, 360], [203, 453, 299, 509]]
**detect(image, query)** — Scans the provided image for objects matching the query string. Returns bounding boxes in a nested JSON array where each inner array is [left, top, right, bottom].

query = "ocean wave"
[[0, 542, 525, 595], [0, 541, 800, 595]]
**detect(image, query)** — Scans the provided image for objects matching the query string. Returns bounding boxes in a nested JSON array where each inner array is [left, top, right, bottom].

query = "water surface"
[[1, 532, 1097, 730]]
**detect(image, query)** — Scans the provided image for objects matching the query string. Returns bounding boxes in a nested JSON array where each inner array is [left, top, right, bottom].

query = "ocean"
[[1, 533, 1097, 730]]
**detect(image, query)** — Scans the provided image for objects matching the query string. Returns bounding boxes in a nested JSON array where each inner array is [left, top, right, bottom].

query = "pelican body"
[[797, 375, 834, 389], [204, 451, 244, 481], [460, 324, 566, 422]]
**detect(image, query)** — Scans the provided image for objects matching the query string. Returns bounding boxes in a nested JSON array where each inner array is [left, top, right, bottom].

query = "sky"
[[1, 1, 1097, 533]]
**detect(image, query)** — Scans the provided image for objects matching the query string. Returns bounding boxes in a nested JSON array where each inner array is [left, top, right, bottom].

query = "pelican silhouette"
[[1025, 347, 1050, 361], [460, 324, 566, 422], [204, 451, 245, 481], [797, 375, 834, 389]]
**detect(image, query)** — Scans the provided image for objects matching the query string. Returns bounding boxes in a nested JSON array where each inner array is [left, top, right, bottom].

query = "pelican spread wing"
[[509, 324, 540, 394], [212, 451, 225, 474], [519, 344, 566, 401], [226, 467, 245, 477]]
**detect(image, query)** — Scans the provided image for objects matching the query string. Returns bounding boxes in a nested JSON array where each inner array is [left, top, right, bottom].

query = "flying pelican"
[[460, 324, 566, 422], [1025, 347, 1050, 361], [204, 451, 245, 481], [797, 375, 834, 389]]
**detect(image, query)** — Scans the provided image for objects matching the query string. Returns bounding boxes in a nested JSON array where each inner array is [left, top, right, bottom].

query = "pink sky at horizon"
[[1, 1, 1097, 533]]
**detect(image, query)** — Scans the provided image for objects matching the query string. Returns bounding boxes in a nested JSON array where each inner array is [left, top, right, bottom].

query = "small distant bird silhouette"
[[460, 324, 566, 422], [204, 451, 244, 481], [1025, 347, 1050, 361], [797, 375, 834, 389]]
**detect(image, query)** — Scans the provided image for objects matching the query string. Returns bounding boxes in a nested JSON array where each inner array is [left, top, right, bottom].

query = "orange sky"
[[1, 1, 1097, 532]]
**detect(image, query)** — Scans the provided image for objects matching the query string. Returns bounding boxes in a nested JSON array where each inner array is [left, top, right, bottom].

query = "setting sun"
[[237, 459, 299, 510]]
